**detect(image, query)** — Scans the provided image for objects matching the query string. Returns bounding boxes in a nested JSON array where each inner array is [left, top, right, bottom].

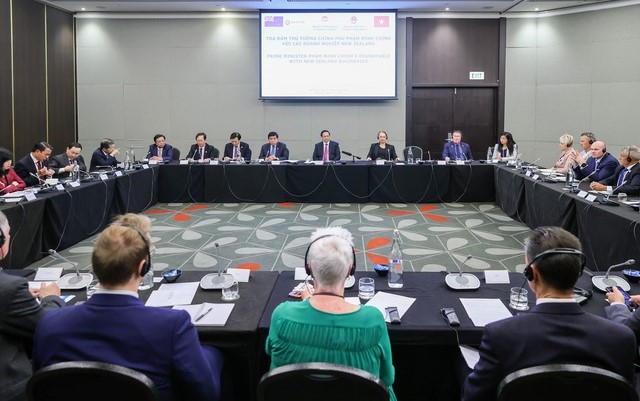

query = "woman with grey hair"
[[265, 226, 397, 400]]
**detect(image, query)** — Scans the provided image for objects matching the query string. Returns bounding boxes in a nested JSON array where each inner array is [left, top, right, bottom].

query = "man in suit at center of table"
[[14, 141, 55, 187], [462, 226, 636, 401], [223, 132, 252, 161], [146, 134, 174, 163], [442, 130, 473, 161], [33, 220, 224, 401], [186, 132, 219, 162], [89, 138, 120, 171], [312, 129, 341, 161], [258, 131, 289, 161], [50, 142, 87, 179]]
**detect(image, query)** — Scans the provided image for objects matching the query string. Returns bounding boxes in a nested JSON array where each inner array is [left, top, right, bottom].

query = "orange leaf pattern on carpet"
[[173, 213, 191, 222], [236, 263, 261, 271], [184, 204, 208, 211], [366, 237, 391, 250]]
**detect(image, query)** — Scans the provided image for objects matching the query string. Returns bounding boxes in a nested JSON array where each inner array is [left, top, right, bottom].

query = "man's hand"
[[37, 282, 61, 300], [606, 286, 625, 304]]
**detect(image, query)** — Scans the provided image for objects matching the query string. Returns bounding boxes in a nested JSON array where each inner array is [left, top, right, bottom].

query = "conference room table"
[[157, 161, 496, 204]]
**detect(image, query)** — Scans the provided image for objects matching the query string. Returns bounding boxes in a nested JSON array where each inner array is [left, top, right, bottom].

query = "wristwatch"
[[580, 163, 587, 168]]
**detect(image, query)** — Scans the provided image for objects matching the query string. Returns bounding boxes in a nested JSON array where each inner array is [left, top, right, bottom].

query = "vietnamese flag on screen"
[[374, 16, 389, 28]]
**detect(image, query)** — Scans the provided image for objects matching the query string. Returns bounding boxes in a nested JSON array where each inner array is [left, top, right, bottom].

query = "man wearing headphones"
[[33, 216, 224, 401], [0, 211, 63, 401], [571, 140, 619, 181], [577, 132, 596, 159], [462, 226, 636, 401], [590, 145, 640, 195]]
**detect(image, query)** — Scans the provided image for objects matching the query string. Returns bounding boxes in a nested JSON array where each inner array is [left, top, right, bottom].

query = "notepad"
[[173, 303, 235, 326], [364, 291, 416, 323], [145, 282, 199, 307], [34, 267, 63, 281], [460, 298, 512, 327]]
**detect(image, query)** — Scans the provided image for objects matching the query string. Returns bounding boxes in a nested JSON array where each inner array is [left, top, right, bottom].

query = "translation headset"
[[112, 224, 152, 277], [626, 146, 634, 163], [0, 226, 5, 248], [523, 247, 586, 281], [304, 234, 356, 277]]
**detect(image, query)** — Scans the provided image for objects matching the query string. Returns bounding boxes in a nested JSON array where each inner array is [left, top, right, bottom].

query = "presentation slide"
[[260, 10, 397, 99]]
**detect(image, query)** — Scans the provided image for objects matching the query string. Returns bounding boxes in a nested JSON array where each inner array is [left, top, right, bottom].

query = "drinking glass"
[[509, 287, 529, 311], [618, 193, 628, 202], [221, 281, 240, 301], [358, 277, 375, 299], [86, 279, 100, 300]]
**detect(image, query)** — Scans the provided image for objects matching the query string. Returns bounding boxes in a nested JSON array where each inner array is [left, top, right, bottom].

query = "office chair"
[[257, 362, 389, 401], [497, 363, 638, 401], [171, 147, 181, 161], [26, 361, 159, 401], [403, 146, 424, 161]]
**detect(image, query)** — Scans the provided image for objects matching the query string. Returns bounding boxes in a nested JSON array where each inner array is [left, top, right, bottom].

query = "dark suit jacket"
[[312, 141, 341, 161], [223, 142, 252, 160], [146, 144, 174, 162], [33, 293, 223, 401], [462, 302, 636, 401], [186, 143, 219, 160], [600, 163, 640, 195], [50, 153, 87, 178], [442, 141, 473, 161], [89, 148, 119, 171], [367, 143, 397, 160], [258, 142, 289, 160], [0, 273, 63, 401], [572, 152, 619, 181], [14, 154, 48, 187], [605, 303, 640, 345]]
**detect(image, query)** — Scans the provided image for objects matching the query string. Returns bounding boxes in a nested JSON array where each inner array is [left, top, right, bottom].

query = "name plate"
[[525, 170, 532, 177], [577, 190, 588, 198], [376, 160, 385, 165], [148, 160, 158, 165], [99, 173, 108, 181], [69, 181, 80, 188], [585, 194, 598, 203], [437, 161, 446, 165], [456, 160, 465, 165], [180, 160, 188, 165], [209, 160, 219, 165], [55, 184, 65, 191], [272, 160, 281, 165], [312, 161, 323, 165], [115, 171, 123, 177], [142, 164, 150, 169], [25, 192, 37, 201], [532, 174, 540, 180]]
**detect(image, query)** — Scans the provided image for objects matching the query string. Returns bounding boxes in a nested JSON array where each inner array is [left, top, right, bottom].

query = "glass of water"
[[618, 193, 628, 203], [86, 279, 100, 300], [221, 281, 240, 301], [358, 277, 375, 300], [509, 287, 529, 311]]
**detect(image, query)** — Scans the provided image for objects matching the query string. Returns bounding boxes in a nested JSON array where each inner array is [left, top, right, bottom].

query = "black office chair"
[[497, 364, 639, 401], [171, 147, 181, 161], [257, 362, 389, 401], [403, 145, 423, 161], [26, 361, 159, 401]]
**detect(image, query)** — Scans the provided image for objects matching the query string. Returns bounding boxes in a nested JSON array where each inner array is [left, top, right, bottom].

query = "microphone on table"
[[427, 150, 432, 162], [49, 249, 94, 287], [342, 151, 361, 160], [29, 172, 44, 185], [445, 255, 480, 290], [592, 259, 635, 292], [208, 242, 234, 288]]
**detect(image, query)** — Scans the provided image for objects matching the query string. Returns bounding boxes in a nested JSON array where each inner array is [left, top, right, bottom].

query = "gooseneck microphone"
[[49, 249, 94, 288], [342, 151, 361, 160], [205, 242, 234, 288], [591, 259, 634, 292], [445, 255, 481, 290], [29, 172, 44, 185]]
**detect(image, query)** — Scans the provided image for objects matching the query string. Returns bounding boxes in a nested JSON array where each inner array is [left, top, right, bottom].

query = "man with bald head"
[[571, 140, 618, 181]]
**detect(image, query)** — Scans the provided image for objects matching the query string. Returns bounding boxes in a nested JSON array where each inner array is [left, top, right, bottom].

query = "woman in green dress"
[[265, 227, 396, 401]]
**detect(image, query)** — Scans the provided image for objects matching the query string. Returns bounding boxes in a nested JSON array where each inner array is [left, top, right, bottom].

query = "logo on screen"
[[321, 16, 329, 23], [374, 16, 389, 28], [351, 16, 358, 24], [264, 16, 283, 27]]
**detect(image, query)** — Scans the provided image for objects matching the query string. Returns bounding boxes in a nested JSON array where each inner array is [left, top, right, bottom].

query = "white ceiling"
[[42, 0, 637, 16]]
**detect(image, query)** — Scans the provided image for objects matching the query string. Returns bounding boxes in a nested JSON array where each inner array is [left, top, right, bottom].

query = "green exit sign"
[[469, 71, 485, 80]]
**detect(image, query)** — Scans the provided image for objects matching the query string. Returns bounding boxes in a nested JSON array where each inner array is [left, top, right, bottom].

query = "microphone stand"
[[202, 242, 234, 289], [591, 259, 634, 292], [445, 255, 480, 290], [49, 249, 94, 288]]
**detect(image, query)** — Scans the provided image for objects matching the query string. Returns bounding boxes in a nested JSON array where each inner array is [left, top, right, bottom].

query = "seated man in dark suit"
[[223, 132, 252, 161], [312, 129, 340, 161], [571, 140, 618, 181], [89, 138, 120, 171], [258, 131, 289, 161], [33, 219, 224, 401], [0, 210, 63, 401], [462, 226, 636, 401], [146, 134, 174, 163], [14, 141, 55, 187], [442, 130, 473, 161], [50, 142, 87, 179], [186, 132, 218, 162], [590, 145, 640, 196]]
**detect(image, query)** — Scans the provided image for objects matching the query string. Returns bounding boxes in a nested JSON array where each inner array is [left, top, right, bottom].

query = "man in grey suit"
[[49, 142, 87, 179], [0, 210, 63, 401], [462, 226, 636, 401]]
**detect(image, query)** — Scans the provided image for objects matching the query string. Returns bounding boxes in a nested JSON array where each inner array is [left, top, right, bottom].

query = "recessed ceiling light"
[[221, 7, 226, 11], [81, 7, 86, 11], [445, 7, 450, 11], [534, 7, 539, 11]]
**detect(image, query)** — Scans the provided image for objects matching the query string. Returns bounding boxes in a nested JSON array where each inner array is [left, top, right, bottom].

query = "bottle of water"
[[131, 149, 136, 164], [486, 147, 492, 162], [407, 147, 414, 164], [447, 132, 452, 142], [71, 162, 80, 183], [565, 168, 574, 188], [124, 151, 131, 170], [388, 229, 404, 288]]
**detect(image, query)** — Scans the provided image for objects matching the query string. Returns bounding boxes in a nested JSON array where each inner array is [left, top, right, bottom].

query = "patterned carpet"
[[30, 202, 531, 275]]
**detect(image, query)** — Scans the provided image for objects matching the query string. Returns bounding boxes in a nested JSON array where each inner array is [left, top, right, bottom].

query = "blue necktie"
[[617, 169, 628, 186], [271, 145, 275, 156], [456, 144, 462, 160]]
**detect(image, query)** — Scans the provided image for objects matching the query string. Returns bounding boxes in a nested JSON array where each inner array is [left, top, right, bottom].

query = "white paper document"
[[345, 297, 361, 306], [294, 267, 307, 281], [226, 268, 250, 283], [459, 345, 480, 369], [484, 270, 510, 284], [364, 291, 416, 323], [34, 267, 63, 281], [145, 282, 199, 307], [460, 298, 512, 327], [173, 303, 235, 326], [29, 281, 54, 289]]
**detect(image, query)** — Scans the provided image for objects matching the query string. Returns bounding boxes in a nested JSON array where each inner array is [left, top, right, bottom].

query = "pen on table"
[[195, 307, 213, 322]]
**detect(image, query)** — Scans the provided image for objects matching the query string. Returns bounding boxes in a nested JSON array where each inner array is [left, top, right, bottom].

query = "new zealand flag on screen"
[[265, 16, 283, 27]]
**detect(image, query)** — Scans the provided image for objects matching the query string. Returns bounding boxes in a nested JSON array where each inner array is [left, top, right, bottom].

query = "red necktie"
[[200, 148, 204, 159], [323, 143, 328, 161], [234, 147, 238, 159], [37, 161, 43, 170]]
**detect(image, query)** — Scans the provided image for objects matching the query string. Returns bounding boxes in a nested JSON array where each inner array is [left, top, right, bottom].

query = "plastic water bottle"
[[565, 168, 574, 188], [407, 147, 414, 164], [487, 147, 492, 162], [447, 132, 452, 142], [124, 151, 131, 170], [131, 149, 136, 164], [388, 229, 404, 288], [71, 162, 80, 183]]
